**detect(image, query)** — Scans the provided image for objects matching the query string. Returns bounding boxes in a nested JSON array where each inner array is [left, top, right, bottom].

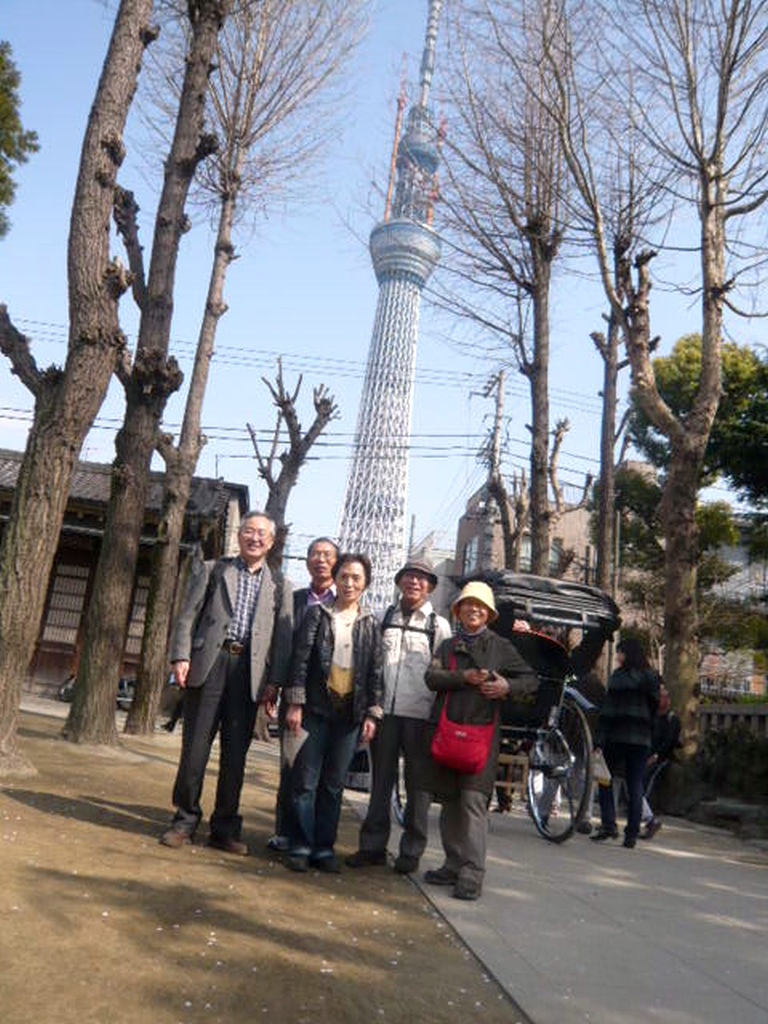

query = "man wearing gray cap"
[[347, 559, 452, 873]]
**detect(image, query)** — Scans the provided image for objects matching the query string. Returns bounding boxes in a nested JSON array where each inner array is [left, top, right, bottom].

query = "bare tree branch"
[[113, 185, 147, 307], [0, 305, 47, 397]]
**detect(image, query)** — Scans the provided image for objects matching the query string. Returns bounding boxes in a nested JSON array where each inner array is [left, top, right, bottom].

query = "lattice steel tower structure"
[[338, 0, 443, 612]]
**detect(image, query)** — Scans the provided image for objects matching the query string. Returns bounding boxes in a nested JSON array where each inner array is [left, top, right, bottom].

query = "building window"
[[124, 576, 150, 657], [41, 563, 90, 646], [549, 538, 564, 574], [462, 536, 479, 575]]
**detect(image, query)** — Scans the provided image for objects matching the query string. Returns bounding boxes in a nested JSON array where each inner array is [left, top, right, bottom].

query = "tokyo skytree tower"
[[338, 0, 443, 612]]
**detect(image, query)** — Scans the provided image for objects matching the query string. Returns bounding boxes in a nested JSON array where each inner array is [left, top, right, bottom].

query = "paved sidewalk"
[[346, 790, 768, 1024]]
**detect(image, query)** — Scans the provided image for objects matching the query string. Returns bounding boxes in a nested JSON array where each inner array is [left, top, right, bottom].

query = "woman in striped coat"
[[591, 637, 660, 848]]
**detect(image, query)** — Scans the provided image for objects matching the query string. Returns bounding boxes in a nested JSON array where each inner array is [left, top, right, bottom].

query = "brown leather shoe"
[[160, 828, 191, 849], [207, 835, 249, 856]]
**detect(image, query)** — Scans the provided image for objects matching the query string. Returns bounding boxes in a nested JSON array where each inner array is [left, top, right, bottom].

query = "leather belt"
[[222, 639, 246, 656]]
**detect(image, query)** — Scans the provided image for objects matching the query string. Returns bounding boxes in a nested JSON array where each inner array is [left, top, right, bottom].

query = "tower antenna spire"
[[419, 0, 443, 109], [384, 55, 408, 223]]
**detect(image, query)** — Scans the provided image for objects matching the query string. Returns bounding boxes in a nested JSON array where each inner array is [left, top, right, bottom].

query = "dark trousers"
[[439, 789, 489, 886], [273, 699, 296, 839], [359, 715, 430, 861], [171, 648, 256, 841], [599, 743, 647, 841], [290, 710, 361, 860]]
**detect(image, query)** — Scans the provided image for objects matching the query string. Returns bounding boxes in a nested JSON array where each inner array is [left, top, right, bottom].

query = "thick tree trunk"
[[661, 444, 704, 745], [124, 460, 192, 734], [264, 465, 300, 570], [125, 197, 235, 735], [66, 0, 229, 744], [0, 0, 153, 774], [528, 264, 551, 575], [661, 179, 724, 745]]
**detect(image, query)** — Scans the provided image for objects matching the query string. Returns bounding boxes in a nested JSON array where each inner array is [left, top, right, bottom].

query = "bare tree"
[[65, 0, 231, 745], [125, 0, 366, 735], [248, 359, 339, 566], [481, 371, 590, 574], [542, 0, 768, 738], [433, 0, 570, 575], [0, 0, 156, 774]]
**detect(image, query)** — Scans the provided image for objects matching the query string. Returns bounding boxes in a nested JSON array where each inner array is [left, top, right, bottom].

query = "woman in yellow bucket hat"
[[423, 580, 537, 900]]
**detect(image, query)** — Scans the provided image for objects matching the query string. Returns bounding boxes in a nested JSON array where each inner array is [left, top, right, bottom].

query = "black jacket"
[[284, 603, 384, 724], [424, 630, 538, 797], [597, 666, 660, 750]]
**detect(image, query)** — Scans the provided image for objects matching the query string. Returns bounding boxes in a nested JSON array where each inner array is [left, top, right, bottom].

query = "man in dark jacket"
[[640, 684, 681, 839], [266, 537, 338, 852], [160, 512, 293, 855]]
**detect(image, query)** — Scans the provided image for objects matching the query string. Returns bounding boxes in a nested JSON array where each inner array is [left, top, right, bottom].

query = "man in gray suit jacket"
[[161, 511, 293, 855]]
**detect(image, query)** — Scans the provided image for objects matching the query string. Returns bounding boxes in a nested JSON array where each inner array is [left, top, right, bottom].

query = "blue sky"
[[1, 0, 726, 567]]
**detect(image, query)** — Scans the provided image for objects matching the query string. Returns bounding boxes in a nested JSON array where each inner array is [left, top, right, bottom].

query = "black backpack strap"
[[382, 604, 438, 654], [426, 611, 437, 655], [382, 604, 397, 631]]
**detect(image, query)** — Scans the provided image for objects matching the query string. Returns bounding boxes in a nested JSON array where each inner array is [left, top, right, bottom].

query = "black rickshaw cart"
[[484, 570, 620, 843]]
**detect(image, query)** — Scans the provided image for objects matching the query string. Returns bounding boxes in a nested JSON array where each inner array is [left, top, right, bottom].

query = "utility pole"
[[484, 369, 516, 570]]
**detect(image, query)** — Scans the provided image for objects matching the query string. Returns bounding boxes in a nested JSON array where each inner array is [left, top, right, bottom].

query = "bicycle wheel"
[[557, 695, 593, 827], [526, 728, 576, 842]]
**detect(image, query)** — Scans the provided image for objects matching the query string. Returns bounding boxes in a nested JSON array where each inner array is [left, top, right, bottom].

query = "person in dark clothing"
[[266, 537, 338, 853], [640, 684, 681, 839], [283, 553, 384, 874], [591, 637, 660, 848], [423, 582, 538, 901]]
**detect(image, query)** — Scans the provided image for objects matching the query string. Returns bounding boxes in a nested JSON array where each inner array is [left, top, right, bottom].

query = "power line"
[[14, 316, 606, 414], [0, 407, 602, 488]]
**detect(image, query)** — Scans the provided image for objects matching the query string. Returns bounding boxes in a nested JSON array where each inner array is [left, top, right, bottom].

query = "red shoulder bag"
[[430, 652, 497, 775]]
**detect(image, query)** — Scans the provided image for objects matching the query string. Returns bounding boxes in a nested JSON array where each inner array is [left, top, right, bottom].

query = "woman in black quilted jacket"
[[591, 637, 660, 848]]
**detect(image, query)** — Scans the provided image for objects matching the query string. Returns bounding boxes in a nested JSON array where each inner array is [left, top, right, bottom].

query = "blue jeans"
[[290, 710, 361, 860], [598, 743, 648, 840]]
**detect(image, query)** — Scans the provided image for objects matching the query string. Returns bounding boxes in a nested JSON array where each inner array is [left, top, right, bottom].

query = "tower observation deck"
[[338, 1, 443, 612]]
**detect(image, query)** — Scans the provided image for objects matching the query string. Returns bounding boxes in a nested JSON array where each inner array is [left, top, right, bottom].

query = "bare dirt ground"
[[1, 709, 526, 1024]]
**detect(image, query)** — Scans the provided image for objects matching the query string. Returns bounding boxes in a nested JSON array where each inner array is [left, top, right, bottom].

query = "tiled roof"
[[0, 447, 248, 517]]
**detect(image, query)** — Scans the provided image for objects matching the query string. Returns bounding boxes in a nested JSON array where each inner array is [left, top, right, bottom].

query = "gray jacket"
[[170, 557, 293, 701]]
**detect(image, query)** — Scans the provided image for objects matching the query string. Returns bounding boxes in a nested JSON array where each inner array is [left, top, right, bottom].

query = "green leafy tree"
[[0, 40, 39, 237], [629, 335, 768, 505], [601, 468, 740, 661]]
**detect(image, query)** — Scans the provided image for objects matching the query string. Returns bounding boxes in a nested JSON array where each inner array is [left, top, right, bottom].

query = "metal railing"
[[698, 703, 768, 739]]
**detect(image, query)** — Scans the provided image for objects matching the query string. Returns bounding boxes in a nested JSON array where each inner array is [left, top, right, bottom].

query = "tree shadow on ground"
[[13, 862, 493, 1024], [2, 789, 170, 835]]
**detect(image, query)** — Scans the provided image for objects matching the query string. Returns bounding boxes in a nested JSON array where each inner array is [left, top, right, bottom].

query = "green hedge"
[[693, 724, 768, 800]]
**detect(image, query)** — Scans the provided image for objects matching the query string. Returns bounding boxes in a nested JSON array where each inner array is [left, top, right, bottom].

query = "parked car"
[[58, 674, 136, 709], [56, 675, 76, 703], [116, 677, 136, 711]]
